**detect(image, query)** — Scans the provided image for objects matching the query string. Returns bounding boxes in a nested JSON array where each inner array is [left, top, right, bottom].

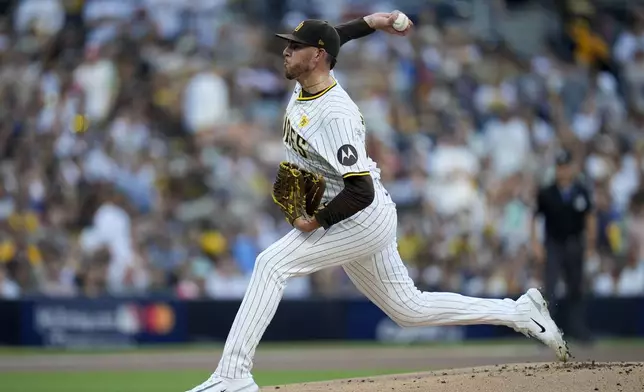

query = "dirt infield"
[[265, 362, 644, 392], [259, 343, 644, 391], [1, 342, 643, 391]]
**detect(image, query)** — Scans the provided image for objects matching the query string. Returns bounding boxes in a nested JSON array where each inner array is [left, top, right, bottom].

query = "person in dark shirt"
[[531, 149, 596, 343]]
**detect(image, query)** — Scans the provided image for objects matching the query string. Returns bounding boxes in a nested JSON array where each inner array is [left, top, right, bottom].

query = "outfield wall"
[[1, 297, 643, 347]]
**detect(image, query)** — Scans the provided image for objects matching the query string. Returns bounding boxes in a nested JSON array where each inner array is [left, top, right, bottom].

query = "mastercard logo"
[[141, 304, 176, 335]]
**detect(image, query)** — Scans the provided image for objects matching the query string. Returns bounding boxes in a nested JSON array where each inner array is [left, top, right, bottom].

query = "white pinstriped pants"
[[216, 195, 527, 380]]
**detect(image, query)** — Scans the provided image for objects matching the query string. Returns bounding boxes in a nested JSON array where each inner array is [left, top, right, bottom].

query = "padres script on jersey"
[[281, 77, 382, 203]]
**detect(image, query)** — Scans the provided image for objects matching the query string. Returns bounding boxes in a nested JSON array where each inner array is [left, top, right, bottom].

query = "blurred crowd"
[[0, 0, 643, 300]]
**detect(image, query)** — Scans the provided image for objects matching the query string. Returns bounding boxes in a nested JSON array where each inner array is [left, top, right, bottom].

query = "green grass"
[[1, 338, 643, 391], [0, 338, 536, 356], [0, 337, 642, 356], [0, 369, 410, 391]]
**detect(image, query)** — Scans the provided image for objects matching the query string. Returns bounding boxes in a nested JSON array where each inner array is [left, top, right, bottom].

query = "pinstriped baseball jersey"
[[188, 22, 570, 390], [281, 77, 386, 204]]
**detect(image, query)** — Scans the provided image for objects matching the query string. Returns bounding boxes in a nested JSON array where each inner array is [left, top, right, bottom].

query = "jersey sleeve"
[[310, 118, 370, 178], [334, 18, 375, 46]]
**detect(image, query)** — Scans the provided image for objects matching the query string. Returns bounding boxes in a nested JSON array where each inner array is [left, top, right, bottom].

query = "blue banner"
[[5, 296, 644, 347], [21, 298, 187, 347], [187, 299, 347, 342], [344, 297, 644, 343], [0, 300, 20, 345]]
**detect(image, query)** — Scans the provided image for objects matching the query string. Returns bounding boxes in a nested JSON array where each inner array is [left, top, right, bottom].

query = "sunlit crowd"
[[0, 0, 643, 300]]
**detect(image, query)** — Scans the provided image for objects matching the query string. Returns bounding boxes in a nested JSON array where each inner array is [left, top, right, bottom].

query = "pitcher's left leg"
[[183, 205, 398, 392], [343, 242, 570, 361]]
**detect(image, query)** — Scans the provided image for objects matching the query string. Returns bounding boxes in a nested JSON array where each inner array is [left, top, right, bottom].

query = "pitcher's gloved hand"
[[271, 161, 326, 225]]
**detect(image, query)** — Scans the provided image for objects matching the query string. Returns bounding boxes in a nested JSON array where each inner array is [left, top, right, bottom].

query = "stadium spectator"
[[0, 0, 642, 301]]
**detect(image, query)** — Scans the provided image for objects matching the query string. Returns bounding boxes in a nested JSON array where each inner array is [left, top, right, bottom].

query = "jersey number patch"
[[282, 117, 308, 159], [337, 144, 358, 166]]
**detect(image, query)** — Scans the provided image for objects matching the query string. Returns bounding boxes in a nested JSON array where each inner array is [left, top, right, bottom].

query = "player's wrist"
[[293, 216, 321, 232], [310, 217, 321, 230], [313, 210, 330, 230], [307, 216, 321, 229], [363, 15, 375, 29]]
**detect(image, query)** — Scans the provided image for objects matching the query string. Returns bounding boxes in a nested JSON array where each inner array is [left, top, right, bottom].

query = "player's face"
[[282, 41, 319, 80], [556, 163, 575, 183]]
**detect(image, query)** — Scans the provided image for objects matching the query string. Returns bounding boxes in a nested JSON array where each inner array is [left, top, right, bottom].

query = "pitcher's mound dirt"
[[263, 362, 644, 392]]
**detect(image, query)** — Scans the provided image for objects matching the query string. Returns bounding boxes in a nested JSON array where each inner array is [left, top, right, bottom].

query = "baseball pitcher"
[[186, 11, 570, 392]]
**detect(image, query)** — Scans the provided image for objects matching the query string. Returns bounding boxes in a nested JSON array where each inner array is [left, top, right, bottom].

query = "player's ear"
[[317, 48, 325, 61], [319, 49, 330, 66]]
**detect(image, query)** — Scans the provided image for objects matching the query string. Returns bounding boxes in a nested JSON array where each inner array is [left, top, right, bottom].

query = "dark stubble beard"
[[284, 69, 296, 80], [284, 62, 309, 80]]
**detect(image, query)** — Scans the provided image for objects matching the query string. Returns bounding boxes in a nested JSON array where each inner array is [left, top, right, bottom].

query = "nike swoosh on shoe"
[[531, 317, 546, 333]]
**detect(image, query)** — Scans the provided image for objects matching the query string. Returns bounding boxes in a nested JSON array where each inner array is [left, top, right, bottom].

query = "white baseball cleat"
[[184, 374, 259, 392], [515, 288, 571, 362]]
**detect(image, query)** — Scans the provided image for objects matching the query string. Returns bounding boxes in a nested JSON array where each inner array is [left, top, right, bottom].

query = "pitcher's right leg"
[[343, 242, 570, 361]]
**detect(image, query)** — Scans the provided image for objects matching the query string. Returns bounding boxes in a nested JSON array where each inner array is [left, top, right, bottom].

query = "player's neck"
[[557, 179, 573, 188], [298, 71, 334, 95]]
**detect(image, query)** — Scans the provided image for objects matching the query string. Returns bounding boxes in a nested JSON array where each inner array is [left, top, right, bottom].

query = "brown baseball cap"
[[276, 19, 341, 59]]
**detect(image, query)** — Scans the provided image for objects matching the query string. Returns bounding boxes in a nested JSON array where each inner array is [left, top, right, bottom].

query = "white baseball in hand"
[[392, 12, 410, 32]]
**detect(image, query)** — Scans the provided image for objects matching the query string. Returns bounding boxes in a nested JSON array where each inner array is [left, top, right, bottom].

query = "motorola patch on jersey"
[[337, 144, 358, 166]]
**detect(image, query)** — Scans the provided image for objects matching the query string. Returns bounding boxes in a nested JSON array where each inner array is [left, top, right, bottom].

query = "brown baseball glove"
[[271, 161, 326, 225]]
